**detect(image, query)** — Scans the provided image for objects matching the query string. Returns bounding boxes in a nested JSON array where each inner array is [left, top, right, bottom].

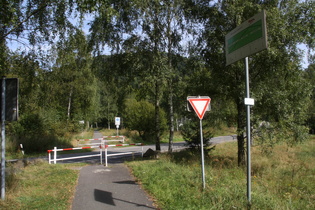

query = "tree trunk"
[[107, 101, 110, 130], [67, 88, 73, 122], [155, 80, 161, 151], [236, 98, 246, 166], [168, 83, 174, 152], [237, 133, 246, 166], [167, 8, 174, 153]]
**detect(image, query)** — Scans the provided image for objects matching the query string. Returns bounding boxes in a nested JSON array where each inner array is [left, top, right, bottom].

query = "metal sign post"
[[1, 77, 5, 200], [0, 77, 18, 200], [199, 119, 205, 189], [187, 96, 211, 189], [245, 57, 252, 204], [225, 10, 267, 205]]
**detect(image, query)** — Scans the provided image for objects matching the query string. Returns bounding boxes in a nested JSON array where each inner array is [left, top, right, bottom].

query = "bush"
[[253, 120, 310, 155], [7, 113, 72, 154], [124, 99, 167, 142], [180, 120, 213, 149]]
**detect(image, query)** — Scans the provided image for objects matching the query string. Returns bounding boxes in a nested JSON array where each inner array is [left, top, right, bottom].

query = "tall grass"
[[127, 138, 315, 209], [0, 160, 82, 209]]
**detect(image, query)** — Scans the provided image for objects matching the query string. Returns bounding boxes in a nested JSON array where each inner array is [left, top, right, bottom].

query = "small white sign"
[[115, 117, 120, 126], [244, 98, 255, 106]]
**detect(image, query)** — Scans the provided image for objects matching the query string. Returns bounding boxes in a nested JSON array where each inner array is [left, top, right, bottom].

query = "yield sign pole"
[[199, 119, 205, 189], [187, 96, 211, 189]]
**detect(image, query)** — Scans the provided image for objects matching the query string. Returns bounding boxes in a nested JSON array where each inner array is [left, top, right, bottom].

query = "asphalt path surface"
[[70, 131, 236, 209]]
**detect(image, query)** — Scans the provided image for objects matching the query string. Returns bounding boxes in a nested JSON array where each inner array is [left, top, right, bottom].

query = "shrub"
[[124, 99, 167, 142], [7, 113, 72, 154], [180, 120, 213, 149]]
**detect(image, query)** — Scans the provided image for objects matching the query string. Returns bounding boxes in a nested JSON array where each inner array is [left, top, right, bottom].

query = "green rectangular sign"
[[225, 10, 267, 65], [228, 20, 263, 54]]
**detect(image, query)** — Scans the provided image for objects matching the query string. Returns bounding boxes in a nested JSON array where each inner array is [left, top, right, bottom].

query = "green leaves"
[[124, 99, 167, 141]]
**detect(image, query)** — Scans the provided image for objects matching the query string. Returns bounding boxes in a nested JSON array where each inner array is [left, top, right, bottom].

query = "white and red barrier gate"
[[48, 143, 144, 165], [47, 146, 103, 164], [103, 136, 125, 143], [104, 143, 144, 167], [77, 138, 104, 146], [76, 136, 125, 147]]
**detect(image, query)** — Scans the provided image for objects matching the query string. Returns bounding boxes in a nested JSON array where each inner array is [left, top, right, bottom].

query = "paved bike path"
[[71, 131, 156, 210], [71, 164, 155, 210]]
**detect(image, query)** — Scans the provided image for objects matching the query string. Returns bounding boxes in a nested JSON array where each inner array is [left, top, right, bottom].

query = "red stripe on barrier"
[[47, 146, 97, 153], [63, 148, 74, 151]]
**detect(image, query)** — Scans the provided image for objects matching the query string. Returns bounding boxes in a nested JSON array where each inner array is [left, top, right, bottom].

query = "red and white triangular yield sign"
[[187, 96, 211, 120]]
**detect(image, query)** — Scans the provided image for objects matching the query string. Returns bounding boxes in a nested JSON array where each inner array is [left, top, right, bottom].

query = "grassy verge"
[[127, 138, 315, 209], [209, 126, 236, 137], [0, 160, 84, 209]]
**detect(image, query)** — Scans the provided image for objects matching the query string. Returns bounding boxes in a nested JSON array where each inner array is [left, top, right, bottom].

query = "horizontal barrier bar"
[[105, 143, 144, 167], [47, 146, 100, 153], [106, 143, 143, 148], [103, 136, 125, 143], [107, 152, 137, 157], [56, 154, 101, 161], [48, 146, 102, 164]]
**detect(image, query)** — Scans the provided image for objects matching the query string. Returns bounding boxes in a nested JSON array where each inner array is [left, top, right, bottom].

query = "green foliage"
[[305, 64, 315, 133], [124, 99, 167, 142], [187, 0, 315, 164], [7, 112, 72, 154], [253, 120, 310, 155], [253, 121, 279, 155], [1, 0, 314, 158], [49, 29, 99, 123], [180, 119, 213, 149]]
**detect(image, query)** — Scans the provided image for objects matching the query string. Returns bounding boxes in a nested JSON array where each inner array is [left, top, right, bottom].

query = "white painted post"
[[100, 146, 102, 165], [20, 144, 24, 155], [105, 147, 108, 167], [48, 152, 51, 164], [53, 147, 57, 164]]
